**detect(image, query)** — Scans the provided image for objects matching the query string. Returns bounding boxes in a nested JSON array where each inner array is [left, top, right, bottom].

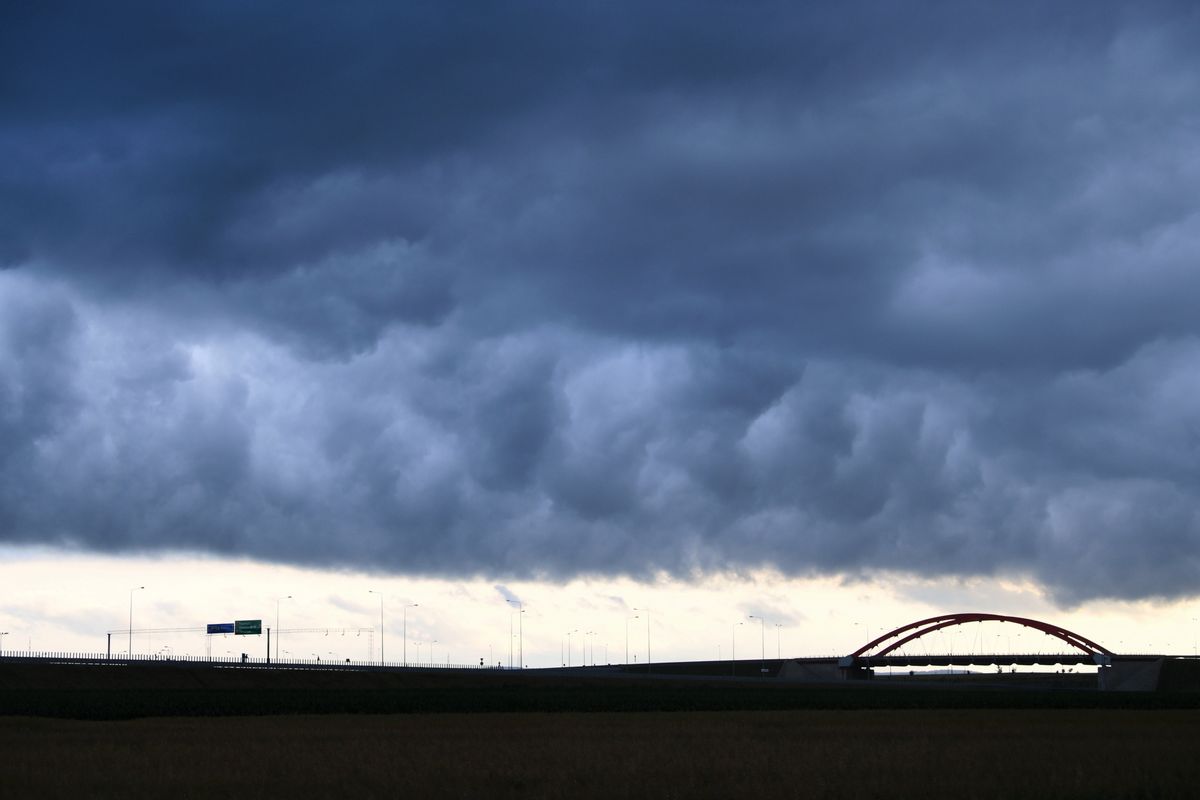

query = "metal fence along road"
[[0, 651, 497, 671]]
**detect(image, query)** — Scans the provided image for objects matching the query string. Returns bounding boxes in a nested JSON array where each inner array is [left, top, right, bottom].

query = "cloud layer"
[[3, 2, 1200, 603]]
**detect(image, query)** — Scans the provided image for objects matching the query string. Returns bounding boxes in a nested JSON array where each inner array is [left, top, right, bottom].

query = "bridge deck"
[[849, 653, 1103, 668]]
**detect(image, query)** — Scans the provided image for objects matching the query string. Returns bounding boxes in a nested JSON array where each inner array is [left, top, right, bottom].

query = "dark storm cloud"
[[3, 2, 1200, 604]]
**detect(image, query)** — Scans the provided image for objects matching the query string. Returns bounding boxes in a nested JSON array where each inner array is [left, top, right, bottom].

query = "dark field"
[[6, 709, 1200, 799], [3, 661, 1195, 719], [5, 663, 1200, 798]]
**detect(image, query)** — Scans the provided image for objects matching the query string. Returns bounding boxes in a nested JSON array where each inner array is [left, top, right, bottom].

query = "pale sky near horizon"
[[4, 3, 1200, 660], [2, 545, 1196, 665]]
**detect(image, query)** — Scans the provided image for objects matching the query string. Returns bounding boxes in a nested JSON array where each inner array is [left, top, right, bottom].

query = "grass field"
[[6, 709, 1200, 799]]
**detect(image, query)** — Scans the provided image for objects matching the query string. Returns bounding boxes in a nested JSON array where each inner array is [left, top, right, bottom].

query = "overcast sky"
[[3, 2, 1200, 608]]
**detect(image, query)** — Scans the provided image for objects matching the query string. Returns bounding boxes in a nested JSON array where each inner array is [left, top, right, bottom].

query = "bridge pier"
[[841, 665, 874, 680], [1100, 657, 1200, 692]]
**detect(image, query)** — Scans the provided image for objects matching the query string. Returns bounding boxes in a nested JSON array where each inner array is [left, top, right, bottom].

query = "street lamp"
[[368, 590, 384, 665], [626, 615, 639, 665], [275, 595, 292, 661], [430, 640, 439, 668], [634, 608, 651, 672], [732, 621, 744, 677], [853, 621, 870, 659], [507, 599, 524, 669], [748, 615, 766, 675], [404, 603, 418, 666], [0, 632, 8, 657], [774, 623, 782, 659], [128, 586, 144, 657], [567, 629, 578, 667]]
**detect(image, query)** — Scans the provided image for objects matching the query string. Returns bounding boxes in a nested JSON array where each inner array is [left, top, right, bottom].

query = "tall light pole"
[[0, 632, 8, 657], [853, 621, 870, 657], [128, 586, 144, 657], [404, 603, 418, 666], [732, 621, 743, 677], [507, 599, 523, 669], [275, 595, 292, 661], [369, 590, 384, 665], [626, 615, 639, 664], [567, 629, 578, 667], [749, 615, 765, 676], [774, 623, 782, 659], [634, 608, 651, 672]]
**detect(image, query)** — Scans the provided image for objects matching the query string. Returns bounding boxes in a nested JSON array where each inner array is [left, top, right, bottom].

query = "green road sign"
[[234, 619, 262, 635]]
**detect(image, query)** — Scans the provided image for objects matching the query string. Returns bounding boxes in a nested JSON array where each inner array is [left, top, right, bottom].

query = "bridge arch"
[[850, 613, 1113, 659]]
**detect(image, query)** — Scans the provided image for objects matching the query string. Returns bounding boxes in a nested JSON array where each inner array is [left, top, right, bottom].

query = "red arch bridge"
[[835, 612, 1115, 672]]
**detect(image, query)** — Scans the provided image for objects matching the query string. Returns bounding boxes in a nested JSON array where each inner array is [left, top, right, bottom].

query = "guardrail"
[[0, 650, 498, 671]]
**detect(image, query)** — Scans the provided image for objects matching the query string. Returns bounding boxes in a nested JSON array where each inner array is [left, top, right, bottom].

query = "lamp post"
[[430, 640, 438, 668], [732, 621, 743, 677], [634, 608, 651, 672], [853, 621, 870, 659], [507, 599, 524, 670], [0, 632, 8, 657], [404, 604, 418, 666], [567, 629, 578, 667], [368, 590, 384, 665], [626, 615, 639, 665], [748, 615, 766, 675], [128, 586, 144, 657], [774, 623, 782, 659], [275, 595, 292, 661]]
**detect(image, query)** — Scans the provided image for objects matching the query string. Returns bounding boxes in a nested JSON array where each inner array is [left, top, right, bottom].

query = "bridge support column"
[[840, 665, 874, 681], [1101, 657, 1200, 691]]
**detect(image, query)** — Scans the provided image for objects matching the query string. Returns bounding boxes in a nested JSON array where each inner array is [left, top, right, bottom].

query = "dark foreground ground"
[[4, 662, 1199, 798], [6, 709, 1200, 799]]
